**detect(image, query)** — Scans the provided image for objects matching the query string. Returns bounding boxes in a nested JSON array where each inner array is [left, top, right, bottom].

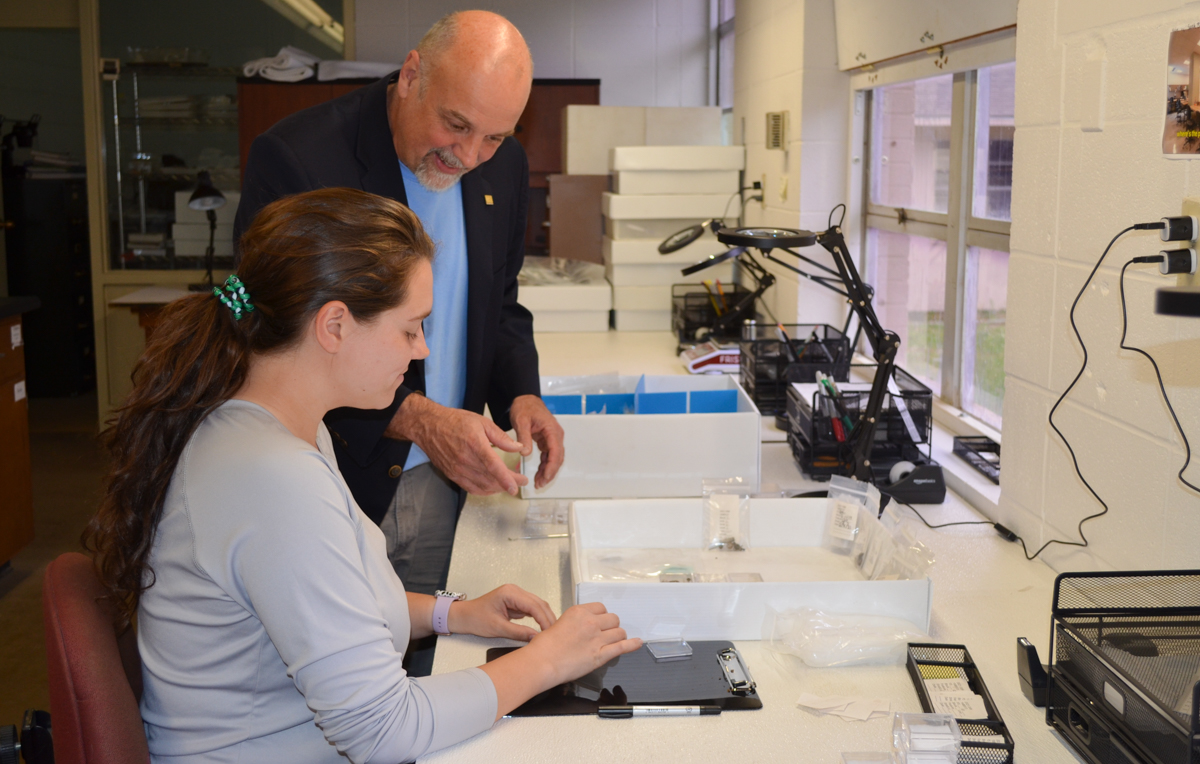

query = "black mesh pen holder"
[[1047, 570, 1200, 764], [671, 282, 757, 348], [739, 322, 850, 416], [784, 364, 933, 478]]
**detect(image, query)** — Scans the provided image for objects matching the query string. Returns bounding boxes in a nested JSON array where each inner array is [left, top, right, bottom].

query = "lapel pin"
[[484, 194, 494, 205]]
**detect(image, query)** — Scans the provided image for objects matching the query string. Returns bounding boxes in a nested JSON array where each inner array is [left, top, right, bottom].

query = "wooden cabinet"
[[0, 299, 38, 568], [237, 79, 375, 179]]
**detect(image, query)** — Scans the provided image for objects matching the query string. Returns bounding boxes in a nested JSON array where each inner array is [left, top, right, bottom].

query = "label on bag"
[[829, 500, 859, 540], [14, 380, 26, 402], [10, 324, 21, 349]]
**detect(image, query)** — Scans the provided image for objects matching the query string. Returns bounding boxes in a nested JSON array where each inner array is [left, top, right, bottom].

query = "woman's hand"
[[479, 601, 642, 719], [447, 584, 557, 641], [525, 603, 642, 687]]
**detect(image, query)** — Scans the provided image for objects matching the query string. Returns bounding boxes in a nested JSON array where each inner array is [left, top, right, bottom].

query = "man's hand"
[[386, 394, 528, 495], [509, 395, 565, 489]]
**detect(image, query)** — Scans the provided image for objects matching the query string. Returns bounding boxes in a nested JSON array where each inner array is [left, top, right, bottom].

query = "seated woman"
[[84, 188, 641, 763]]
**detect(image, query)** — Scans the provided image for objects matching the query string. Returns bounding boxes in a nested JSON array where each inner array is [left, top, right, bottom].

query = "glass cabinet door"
[[96, 0, 344, 271]]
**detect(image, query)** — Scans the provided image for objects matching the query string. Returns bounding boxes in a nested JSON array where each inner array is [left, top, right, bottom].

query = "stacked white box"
[[563, 106, 723, 175], [520, 281, 612, 333], [568, 498, 933, 641], [603, 146, 745, 332]]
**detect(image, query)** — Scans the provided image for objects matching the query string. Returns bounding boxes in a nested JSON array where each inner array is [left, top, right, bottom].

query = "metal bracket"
[[718, 647, 756, 695]]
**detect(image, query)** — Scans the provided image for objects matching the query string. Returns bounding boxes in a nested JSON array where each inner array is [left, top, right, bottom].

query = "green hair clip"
[[214, 274, 254, 320]]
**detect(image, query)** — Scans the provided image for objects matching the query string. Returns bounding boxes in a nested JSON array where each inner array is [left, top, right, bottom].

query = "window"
[[862, 62, 1013, 428], [715, 0, 735, 110]]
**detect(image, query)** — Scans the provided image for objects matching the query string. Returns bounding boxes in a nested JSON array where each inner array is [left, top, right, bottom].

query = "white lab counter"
[[422, 332, 1082, 764]]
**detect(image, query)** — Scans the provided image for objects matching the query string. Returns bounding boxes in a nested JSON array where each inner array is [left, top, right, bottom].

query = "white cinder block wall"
[[1002, 0, 1200, 571], [353, 0, 710, 107], [733, 0, 851, 328]]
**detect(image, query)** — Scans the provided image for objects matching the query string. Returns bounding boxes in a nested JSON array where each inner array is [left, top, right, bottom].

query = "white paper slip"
[[828, 500, 859, 540], [930, 691, 988, 719], [923, 678, 972, 695], [796, 693, 890, 721]]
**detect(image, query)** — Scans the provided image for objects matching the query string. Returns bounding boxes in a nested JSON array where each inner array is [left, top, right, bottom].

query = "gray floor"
[[0, 394, 105, 728]]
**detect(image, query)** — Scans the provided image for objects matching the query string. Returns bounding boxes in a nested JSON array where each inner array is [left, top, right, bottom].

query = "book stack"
[[603, 146, 745, 331]]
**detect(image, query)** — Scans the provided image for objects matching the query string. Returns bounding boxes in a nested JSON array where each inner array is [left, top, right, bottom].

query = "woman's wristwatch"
[[432, 590, 466, 636]]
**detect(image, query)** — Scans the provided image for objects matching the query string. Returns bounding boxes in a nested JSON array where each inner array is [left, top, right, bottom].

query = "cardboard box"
[[613, 309, 672, 331], [563, 106, 723, 175], [610, 145, 745, 172], [603, 236, 723, 265], [522, 374, 760, 498], [611, 285, 671, 311], [548, 174, 608, 264], [606, 260, 733, 287], [613, 170, 739, 195], [569, 497, 934, 641], [605, 218, 703, 240], [602, 192, 732, 220], [520, 282, 612, 312], [531, 311, 610, 332]]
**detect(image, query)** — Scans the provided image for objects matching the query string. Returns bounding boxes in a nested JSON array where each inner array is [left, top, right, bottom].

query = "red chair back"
[[42, 553, 149, 764]]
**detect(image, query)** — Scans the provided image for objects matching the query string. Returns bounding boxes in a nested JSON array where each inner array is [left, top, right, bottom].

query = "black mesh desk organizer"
[[671, 282, 757, 349], [1046, 570, 1200, 764], [738, 322, 850, 415], [784, 364, 934, 480], [906, 643, 1014, 764]]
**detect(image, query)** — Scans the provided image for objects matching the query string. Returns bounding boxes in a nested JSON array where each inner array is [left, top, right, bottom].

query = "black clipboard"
[[485, 640, 763, 717]]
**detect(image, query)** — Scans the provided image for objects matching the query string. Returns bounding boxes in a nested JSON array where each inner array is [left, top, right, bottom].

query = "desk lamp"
[[187, 171, 226, 292], [661, 208, 944, 503]]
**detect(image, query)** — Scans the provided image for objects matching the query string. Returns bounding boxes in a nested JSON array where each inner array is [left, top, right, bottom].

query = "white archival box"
[[569, 497, 934, 641], [520, 374, 761, 499]]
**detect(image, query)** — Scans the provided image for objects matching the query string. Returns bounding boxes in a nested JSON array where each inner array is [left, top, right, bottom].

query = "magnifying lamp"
[[658, 219, 723, 254]]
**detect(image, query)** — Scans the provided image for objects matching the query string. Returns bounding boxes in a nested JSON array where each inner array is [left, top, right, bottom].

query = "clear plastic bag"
[[852, 511, 935, 581], [540, 373, 624, 396], [701, 478, 751, 551], [824, 475, 880, 555], [763, 606, 929, 667]]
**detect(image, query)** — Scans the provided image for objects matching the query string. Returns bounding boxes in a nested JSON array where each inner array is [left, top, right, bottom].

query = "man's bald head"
[[416, 11, 532, 96], [388, 11, 533, 191]]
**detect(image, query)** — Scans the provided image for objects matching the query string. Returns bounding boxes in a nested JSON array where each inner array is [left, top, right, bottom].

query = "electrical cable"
[[1036, 227, 1138, 560], [896, 500, 996, 530], [1119, 259, 1200, 494]]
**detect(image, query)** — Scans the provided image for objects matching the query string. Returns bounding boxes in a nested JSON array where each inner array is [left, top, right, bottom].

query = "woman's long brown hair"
[[83, 188, 434, 630]]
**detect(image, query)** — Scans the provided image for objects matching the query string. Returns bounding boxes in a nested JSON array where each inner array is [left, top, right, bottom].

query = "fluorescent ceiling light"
[[259, 0, 345, 54]]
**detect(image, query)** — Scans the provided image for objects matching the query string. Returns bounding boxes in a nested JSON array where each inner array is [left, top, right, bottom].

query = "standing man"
[[234, 11, 565, 673]]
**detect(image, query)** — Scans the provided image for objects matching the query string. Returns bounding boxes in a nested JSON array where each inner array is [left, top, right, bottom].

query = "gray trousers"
[[380, 462, 465, 676]]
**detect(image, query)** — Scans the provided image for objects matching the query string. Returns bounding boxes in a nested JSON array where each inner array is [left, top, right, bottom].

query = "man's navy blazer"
[[234, 73, 541, 524]]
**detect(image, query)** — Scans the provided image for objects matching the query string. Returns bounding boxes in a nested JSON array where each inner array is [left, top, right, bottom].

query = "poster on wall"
[[1164, 25, 1200, 155]]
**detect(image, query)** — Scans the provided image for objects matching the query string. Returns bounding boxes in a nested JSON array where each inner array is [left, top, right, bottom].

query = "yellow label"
[[484, 194, 494, 205]]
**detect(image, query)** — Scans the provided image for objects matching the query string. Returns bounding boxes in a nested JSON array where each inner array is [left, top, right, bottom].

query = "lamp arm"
[[814, 225, 901, 482], [758, 249, 850, 298]]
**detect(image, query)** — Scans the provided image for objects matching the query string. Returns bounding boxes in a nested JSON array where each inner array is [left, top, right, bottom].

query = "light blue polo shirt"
[[399, 162, 469, 470]]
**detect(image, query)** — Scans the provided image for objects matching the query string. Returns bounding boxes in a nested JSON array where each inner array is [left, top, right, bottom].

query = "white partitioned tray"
[[569, 497, 933, 641]]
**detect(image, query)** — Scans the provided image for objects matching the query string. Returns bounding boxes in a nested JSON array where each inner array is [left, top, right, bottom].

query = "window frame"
[[853, 63, 1012, 426]]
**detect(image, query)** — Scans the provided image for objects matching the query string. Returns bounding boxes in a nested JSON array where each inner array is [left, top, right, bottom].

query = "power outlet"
[[1180, 197, 1200, 287], [761, 173, 767, 210]]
